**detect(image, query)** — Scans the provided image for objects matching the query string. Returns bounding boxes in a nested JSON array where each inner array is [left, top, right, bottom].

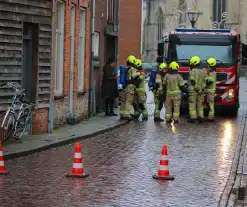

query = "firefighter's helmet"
[[169, 61, 179, 70], [206, 57, 217, 67], [135, 59, 142, 68], [189, 56, 201, 66], [127, 55, 136, 64], [159, 63, 167, 71]]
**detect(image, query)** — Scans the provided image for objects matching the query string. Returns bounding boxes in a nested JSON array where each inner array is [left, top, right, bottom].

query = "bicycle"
[[0, 82, 34, 143]]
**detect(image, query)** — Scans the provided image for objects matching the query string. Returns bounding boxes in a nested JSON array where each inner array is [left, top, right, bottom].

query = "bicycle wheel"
[[14, 108, 30, 140], [0, 112, 16, 143]]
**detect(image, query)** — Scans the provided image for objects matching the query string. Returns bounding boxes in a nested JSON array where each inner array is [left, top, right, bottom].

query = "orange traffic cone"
[[153, 145, 174, 180], [66, 142, 89, 178], [0, 142, 8, 175]]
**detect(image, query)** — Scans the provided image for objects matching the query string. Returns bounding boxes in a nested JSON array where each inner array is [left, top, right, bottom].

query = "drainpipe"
[[68, 8, 75, 123], [140, 0, 144, 59], [48, 0, 55, 133], [115, 0, 120, 70], [88, 0, 95, 117], [113, 0, 120, 108]]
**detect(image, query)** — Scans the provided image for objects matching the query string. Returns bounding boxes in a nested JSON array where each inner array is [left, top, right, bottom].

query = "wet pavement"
[[1, 81, 247, 207]]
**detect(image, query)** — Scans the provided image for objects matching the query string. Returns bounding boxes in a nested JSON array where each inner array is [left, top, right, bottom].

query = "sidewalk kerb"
[[4, 120, 129, 160]]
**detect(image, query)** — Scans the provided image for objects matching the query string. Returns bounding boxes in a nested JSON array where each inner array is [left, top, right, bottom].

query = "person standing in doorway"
[[102, 57, 119, 116]]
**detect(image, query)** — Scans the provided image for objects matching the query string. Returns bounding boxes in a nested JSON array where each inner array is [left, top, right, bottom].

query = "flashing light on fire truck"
[[228, 89, 234, 98]]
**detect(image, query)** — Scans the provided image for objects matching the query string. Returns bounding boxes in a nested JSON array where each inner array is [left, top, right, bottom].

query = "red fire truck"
[[158, 28, 247, 116]]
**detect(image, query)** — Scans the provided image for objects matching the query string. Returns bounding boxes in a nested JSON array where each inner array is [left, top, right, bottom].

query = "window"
[[157, 8, 164, 41], [78, 9, 86, 91], [178, 0, 186, 25], [55, 1, 65, 95], [107, 0, 114, 22], [173, 44, 233, 66], [94, 32, 99, 57], [213, 0, 226, 28]]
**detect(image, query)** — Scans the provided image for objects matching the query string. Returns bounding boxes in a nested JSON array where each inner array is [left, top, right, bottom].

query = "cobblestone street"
[[1, 81, 247, 207]]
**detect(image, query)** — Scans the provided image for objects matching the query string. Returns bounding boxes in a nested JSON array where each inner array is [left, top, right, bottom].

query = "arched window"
[[178, 0, 187, 25], [157, 8, 164, 41]]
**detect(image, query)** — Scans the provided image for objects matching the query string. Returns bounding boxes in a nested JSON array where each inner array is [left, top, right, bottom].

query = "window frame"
[[107, 0, 114, 22], [55, 0, 65, 96], [93, 32, 100, 57], [78, 8, 86, 92]]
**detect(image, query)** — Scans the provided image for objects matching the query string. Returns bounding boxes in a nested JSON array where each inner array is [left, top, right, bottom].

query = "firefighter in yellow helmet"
[[187, 56, 207, 123], [204, 57, 217, 121], [131, 59, 148, 120], [122, 55, 141, 120], [163, 61, 184, 123], [153, 62, 167, 122]]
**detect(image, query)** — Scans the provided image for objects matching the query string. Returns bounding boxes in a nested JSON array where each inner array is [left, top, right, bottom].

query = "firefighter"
[[122, 55, 141, 120], [148, 56, 163, 91], [187, 56, 207, 123], [204, 57, 217, 121], [119, 85, 126, 120], [119, 66, 127, 120], [131, 59, 142, 119], [153, 62, 167, 122], [163, 61, 184, 123], [131, 59, 148, 120]]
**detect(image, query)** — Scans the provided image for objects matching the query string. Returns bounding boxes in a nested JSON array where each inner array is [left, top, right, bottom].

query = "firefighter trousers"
[[119, 88, 126, 118], [154, 92, 163, 118], [132, 93, 139, 116], [188, 93, 205, 119], [135, 91, 148, 118], [123, 84, 136, 118], [165, 93, 181, 121], [206, 92, 215, 120]]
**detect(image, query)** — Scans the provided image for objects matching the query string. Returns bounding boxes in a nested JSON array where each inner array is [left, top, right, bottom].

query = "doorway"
[[22, 22, 39, 103], [105, 35, 115, 63]]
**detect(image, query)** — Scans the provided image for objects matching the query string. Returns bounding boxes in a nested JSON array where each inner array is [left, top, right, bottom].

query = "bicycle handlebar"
[[0, 82, 25, 93]]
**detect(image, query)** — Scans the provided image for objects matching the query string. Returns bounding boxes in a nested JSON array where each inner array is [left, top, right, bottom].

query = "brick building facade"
[[0, 0, 52, 135], [51, 0, 91, 130], [119, 0, 142, 65], [0, 0, 142, 136], [94, 0, 119, 112], [142, 0, 247, 61]]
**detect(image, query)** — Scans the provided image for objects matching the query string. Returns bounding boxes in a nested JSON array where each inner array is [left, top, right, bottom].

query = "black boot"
[[197, 117, 204, 123], [187, 118, 196, 123], [122, 116, 133, 121], [166, 119, 172, 124], [205, 118, 214, 122], [105, 99, 111, 116], [130, 114, 139, 119], [142, 116, 148, 121], [109, 99, 118, 116], [110, 110, 118, 116], [154, 117, 164, 122]]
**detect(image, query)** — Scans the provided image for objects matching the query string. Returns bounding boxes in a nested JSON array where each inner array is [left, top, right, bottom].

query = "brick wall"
[[119, 0, 142, 65], [32, 109, 49, 135], [95, 0, 106, 69], [94, 0, 109, 112], [53, 0, 90, 129]]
